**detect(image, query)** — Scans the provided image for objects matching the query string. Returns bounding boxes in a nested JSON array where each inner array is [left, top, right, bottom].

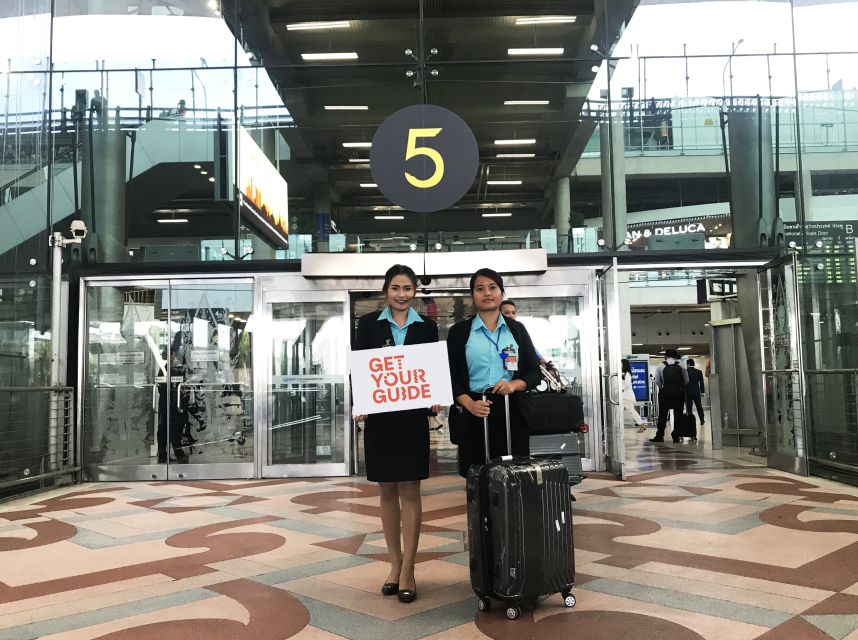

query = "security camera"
[[420, 275, 432, 286], [70, 219, 87, 239]]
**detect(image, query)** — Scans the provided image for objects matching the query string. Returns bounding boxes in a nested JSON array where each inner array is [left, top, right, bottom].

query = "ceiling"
[[221, 0, 639, 237]]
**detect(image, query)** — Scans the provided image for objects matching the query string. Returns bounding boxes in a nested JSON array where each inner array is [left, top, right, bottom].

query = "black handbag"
[[518, 392, 585, 435], [448, 404, 470, 445]]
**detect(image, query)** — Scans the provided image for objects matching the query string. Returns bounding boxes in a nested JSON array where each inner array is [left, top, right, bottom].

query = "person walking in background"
[[353, 264, 440, 604], [650, 348, 689, 443], [685, 358, 705, 425], [622, 358, 646, 433]]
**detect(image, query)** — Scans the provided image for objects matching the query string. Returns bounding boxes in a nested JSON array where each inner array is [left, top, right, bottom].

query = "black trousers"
[[656, 387, 686, 439], [157, 412, 185, 457], [686, 394, 704, 422], [457, 392, 529, 477]]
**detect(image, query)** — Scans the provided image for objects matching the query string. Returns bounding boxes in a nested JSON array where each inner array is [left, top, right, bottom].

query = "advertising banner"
[[627, 355, 650, 403], [349, 342, 453, 415], [237, 125, 289, 245]]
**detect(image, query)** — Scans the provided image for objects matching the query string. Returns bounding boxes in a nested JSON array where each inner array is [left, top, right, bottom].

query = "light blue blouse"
[[378, 306, 424, 346], [465, 314, 519, 393]]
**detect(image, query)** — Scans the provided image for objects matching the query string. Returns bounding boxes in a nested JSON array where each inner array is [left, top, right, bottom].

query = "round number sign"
[[370, 104, 479, 213]]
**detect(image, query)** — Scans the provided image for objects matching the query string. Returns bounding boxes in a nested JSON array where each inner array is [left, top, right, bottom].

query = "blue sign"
[[629, 359, 649, 402]]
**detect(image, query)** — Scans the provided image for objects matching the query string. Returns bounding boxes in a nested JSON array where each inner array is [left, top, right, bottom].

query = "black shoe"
[[174, 450, 189, 464], [700, 420, 705, 425], [157, 453, 167, 463], [398, 588, 417, 603], [381, 583, 399, 596], [673, 437, 682, 443], [649, 437, 664, 443]]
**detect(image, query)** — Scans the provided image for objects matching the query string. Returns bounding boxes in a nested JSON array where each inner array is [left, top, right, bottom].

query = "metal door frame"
[[758, 253, 809, 475], [78, 275, 256, 481], [597, 258, 625, 479], [256, 274, 351, 477]]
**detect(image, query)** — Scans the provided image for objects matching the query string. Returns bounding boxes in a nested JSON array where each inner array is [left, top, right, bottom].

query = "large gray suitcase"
[[529, 433, 584, 486], [466, 392, 577, 620]]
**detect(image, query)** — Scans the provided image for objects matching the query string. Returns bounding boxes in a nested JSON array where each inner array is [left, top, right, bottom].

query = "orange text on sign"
[[368, 355, 431, 404]]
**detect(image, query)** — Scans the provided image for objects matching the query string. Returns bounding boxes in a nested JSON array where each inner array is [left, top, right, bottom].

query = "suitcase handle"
[[482, 387, 513, 463]]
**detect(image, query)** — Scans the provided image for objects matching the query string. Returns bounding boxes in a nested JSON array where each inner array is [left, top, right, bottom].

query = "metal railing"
[[0, 386, 75, 490]]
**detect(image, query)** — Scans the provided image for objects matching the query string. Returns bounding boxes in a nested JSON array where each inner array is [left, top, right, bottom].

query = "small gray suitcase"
[[529, 433, 584, 486]]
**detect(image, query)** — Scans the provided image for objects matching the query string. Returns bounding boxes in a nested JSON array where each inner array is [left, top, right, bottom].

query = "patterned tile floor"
[[3, 456, 858, 638]]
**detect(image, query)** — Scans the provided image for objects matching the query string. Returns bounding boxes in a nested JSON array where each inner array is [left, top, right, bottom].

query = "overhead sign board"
[[370, 104, 479, 213]]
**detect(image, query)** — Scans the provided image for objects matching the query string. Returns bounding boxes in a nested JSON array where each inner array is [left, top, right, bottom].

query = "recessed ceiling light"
[[208, 177, 215, 182], [516, 16, 577, 25], [632, 343, 644, 346], [497, 153, 535, 158], [287, 20, 351, 31], [343, 142, 372, 148], [348, 158, 370, 163], [508, 48, 564, 56], [495, 139, 536, 146], [324, 105, 368, 110], [301, 52, 359, 61], [478, 236, 508, 240], [374, 215, 404, 220], [482, 212, 513, 217], [157, 218, 189, 223], [487, 180, 523, 185], [504, 100, 550, 105], [193, 164, 201, 169], [200, 170, 208, 175], [678, 347, 692, 351], [360, 183, 377, 188]]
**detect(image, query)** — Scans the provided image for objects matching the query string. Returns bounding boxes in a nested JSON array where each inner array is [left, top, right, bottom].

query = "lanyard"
[[480, 326, 504, 355]]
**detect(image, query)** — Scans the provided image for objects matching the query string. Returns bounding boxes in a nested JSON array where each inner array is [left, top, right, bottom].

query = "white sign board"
[[349, 342, 453, 416]]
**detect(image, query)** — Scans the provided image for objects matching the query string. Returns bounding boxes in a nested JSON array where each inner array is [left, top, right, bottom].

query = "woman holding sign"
[[353, 264, 440, 604], [446, 268, 541, 476]]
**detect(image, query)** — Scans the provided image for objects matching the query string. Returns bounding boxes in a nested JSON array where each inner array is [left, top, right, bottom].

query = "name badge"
[[503, 346, 518, 372]]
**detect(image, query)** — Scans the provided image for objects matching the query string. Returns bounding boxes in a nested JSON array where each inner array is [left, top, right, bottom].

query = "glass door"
[[598, 259, 625, 479], [759, 254, 808, 475], [81, 279, 254, 481], [166, 281, 255, 479], [82, 282, 169, 480], [503, 283, 600, 472], [260, 288, 350, 477]]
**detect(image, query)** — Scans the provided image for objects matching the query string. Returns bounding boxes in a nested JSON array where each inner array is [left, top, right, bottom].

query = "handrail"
[[804, 368, 858, 374], [0, 143, 81, 195]]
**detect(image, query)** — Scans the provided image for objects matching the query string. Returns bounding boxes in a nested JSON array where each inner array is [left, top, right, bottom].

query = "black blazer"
[[686, 366, 705, 396], [353, 309, 439, 352], [446, 314, 541, 400]]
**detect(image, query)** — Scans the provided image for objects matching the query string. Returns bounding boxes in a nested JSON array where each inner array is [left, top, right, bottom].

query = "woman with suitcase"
[[446, 268, 542, 476], [353, 264, 440, 604]]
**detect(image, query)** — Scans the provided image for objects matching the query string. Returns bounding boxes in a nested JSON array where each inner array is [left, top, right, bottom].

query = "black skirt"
[[364, 408, 430, 482], [456, 392, 530, 477]]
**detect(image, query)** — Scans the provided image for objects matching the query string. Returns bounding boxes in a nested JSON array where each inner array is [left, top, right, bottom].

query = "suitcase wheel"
[[477, 597, 491, 612], [563, 593, 576, 608], [505, 605, 521, 620]]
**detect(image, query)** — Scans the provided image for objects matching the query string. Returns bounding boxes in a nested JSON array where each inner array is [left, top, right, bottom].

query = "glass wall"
[[3, 0, 858, 481]]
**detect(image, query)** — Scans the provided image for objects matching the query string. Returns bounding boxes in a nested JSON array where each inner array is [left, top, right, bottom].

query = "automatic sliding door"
[[503, 282, 599, 472], [167, 281, 255, 479], [81, 279, 254, 481], [263, 294, 349, 477], [82, 283, 169, 480]]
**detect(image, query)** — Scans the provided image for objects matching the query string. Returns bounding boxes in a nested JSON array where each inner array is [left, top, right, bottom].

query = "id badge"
[[503, 347, 519, 371]]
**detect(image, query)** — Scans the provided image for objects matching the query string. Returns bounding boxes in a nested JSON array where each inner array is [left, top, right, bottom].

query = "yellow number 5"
[[405, 128, 444, 189]]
